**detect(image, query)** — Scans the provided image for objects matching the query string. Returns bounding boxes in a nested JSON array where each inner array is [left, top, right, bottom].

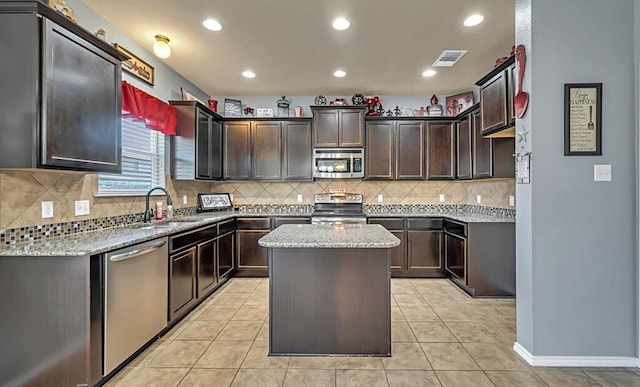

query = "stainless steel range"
[[311, 192, 366, 224]]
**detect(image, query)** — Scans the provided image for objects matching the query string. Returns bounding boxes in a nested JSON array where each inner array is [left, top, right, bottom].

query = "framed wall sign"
[[197, 193, 233, 212], [114, 44, 155, 86], [564, 83, 602, 155], [224, 98, 242, 117]]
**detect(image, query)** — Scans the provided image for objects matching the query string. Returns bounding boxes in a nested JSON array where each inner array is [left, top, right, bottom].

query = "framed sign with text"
[[114, 44, 155, 86], [564, 83, 602, 156]]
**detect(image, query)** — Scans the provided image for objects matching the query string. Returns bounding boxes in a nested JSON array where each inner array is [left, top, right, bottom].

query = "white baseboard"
[[513, 342, 639, 367]]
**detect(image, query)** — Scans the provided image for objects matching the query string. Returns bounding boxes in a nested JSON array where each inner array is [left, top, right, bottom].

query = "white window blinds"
[[98, 118, 165, 195]]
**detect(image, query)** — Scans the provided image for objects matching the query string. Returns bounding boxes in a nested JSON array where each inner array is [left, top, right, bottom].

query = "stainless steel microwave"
[[313, 148, 364, 178]]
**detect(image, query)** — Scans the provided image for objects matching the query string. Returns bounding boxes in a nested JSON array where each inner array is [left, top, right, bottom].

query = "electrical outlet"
[[476, 195, 482, 204], [183, 195, 188, 205], [230, 194, 234, 202], [41, 201, 54, 219], [509, 195, 515, 206], [297, 194, 303, 203], [439, 194, 445, 202], [74, 200, 90, 216], [377, 194, 384, 203], [594, 164, 612, 181]]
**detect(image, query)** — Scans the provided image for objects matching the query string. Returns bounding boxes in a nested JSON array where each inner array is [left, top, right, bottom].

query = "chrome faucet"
[[143, 187, 173, 223]]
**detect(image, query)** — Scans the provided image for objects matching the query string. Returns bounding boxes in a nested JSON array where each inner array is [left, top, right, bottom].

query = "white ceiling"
[[83, 0, 515, 97]]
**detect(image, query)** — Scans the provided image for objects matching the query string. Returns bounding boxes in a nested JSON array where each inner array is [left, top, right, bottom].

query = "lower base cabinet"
[[169, 247, 197, 323]]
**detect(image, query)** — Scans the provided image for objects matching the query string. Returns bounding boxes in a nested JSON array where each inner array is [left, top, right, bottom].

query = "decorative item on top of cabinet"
[[426, 94, 444, 117], [0, 2, 127, 172], [314, 95, 327, 105], [475, 54, 516, 137], [170, 101, 224, 180], [311, 105, 366, 148], [426, 121, 456, 180], [445, 91, 474, 116], [277, 96, 290, 117]]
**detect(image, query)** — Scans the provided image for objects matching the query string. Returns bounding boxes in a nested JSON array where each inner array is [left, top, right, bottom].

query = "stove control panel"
[[314, 193, 363, 204]]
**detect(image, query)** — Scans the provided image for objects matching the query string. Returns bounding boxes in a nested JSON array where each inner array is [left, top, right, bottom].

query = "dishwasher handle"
[[109, 240, 167, 262]]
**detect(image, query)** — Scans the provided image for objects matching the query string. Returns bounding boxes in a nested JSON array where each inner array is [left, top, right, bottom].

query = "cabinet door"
[[426, 122, 455, 180], [339, 109, 365, 147], [507, 63, 516, 124], [390, 231, 406, 272], [365, 121, 394, 179], [396, 121, 425, 180], [224, 122, 251, 180], [282, 121, 313, 180], [42, 19, 121, 172], [445, 234, 466, 283], [197, 239, 216, 298], [456, 115, 472, 180], [480, 70, 508, 134], [196, 110, 211, 179], [252, 121, 282, 180], [237, 231, 269, 269], [313, 109, 340, 147], [210, 119, 223, 179], [217, 232, 235, 280], [472, 109, 493, 178], [170, 247, 196, 321], [407, 230, 443, 271]]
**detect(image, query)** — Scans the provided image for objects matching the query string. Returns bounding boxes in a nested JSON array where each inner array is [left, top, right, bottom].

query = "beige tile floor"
[[107, 278, 640, 387]]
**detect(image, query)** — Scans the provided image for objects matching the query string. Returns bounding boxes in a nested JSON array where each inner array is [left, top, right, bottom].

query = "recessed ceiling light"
[[203, 19, 222, 31], [242, 70, 255, 78], [422, 69, 437, 77], [332, 17, 350, 31], [464, 14, 484, 27], [333, 70, 346, 78]]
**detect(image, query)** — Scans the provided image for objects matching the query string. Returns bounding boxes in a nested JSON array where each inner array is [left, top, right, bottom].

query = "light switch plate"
[[74, 200, 90, 216], [476, 195, 482, 204], [594, 164, 612, 181], [377, 194, 384, 203], [509, 196, 515, 206], [183, 195, 188, 205], [41, 201, 54, 219], [297, 194, 303, 203], [439, 194, 445, 202]]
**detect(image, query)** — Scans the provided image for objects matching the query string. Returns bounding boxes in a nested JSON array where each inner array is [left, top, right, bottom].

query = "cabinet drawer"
[[218, 219, 236, 235], [236, 217, 271, 230], [170, 226, 217, 253], [368, 218, 404, 230], [407, 218, 443, 230], [272, 217, 310, 227]]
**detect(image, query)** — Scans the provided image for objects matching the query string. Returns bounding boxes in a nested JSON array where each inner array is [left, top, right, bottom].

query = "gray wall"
[[516, 0, 637, 357]]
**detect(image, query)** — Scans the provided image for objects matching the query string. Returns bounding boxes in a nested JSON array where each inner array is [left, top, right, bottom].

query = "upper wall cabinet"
[[426, 121, 456, 180], [0, 2, 127, 172], [311, 106, 366, 148], [475, 55, 516, 137], [365, 120, 425, 180], [170, 101, 223, 180]]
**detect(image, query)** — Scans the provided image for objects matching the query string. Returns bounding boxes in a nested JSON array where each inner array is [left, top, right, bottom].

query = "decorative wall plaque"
[[564, 83, 602, 156]]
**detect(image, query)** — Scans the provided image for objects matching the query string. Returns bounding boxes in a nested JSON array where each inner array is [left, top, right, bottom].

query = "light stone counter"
[[258, 224, 400, 249]]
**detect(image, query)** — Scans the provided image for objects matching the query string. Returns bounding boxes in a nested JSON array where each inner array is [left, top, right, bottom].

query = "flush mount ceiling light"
[[153, 35, 171, 58], [422, 69, 437, 77], [203, 18, 222, 31], [332, 17, 350, 30], [333, 70, 346, 78], [464, 14, 484, 27], [242, 70, 256, 78]]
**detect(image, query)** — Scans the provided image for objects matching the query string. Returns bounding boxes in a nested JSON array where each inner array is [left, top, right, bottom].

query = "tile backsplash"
[[0, 170, 514, 229]]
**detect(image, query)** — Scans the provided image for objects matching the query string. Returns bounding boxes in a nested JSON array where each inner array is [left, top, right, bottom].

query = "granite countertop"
[[258, 224, 401, 249], [0, 207, 512, 257]]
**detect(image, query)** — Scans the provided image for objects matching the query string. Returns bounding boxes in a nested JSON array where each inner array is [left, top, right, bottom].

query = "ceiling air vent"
[[432, 50, 468, 67]]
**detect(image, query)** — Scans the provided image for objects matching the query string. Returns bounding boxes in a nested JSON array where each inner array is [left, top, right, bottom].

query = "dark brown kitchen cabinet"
[[426, 121, 456, 180], [235, 218, 271, 276], [407, 218, 445, 277], [171, 101, 223, 180], [169, 247, 197, 322], [476, 55, 515, 136], [197, 239, 216, 297], [312, 106, 365, 147], [217, 226, 235, 280], [470, 109, 515, 179], [366, 120, 425, 180], [282, 121, 313, 180], [0, 3, 127, 172], [367, 218, 405, 273], [456, 114, 472, 180], [252, 121, 282, 180], [224, 121, 252, 180]]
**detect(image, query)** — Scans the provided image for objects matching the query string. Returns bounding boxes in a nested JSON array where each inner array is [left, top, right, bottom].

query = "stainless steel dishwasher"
[[104, 237, 168, 375]]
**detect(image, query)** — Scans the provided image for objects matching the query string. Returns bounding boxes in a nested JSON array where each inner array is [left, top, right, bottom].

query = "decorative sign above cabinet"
[[115, 44, 154, 86]]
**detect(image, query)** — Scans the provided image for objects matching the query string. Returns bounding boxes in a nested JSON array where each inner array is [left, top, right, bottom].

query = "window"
[[98, 118, 165, 195]]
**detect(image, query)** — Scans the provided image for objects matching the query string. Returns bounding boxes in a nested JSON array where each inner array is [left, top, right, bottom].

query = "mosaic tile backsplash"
[[0, 170, 514, 242]]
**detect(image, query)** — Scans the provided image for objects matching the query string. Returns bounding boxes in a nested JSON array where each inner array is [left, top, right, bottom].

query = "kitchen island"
[[258, 224, 400, 356]]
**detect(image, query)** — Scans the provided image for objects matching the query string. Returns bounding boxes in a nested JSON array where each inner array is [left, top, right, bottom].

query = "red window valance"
[[121, 81, 177, 136]]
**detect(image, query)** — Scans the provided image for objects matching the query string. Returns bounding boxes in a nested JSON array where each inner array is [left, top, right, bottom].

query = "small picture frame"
[[115, 44, 155, 86], [197, 193, 233, 212], [564, 83, 602, 156], [180, 87, 205, 106], [445, 91, 474, 116], [256, 108, 274, 117], [224, 98, 242, 117]]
